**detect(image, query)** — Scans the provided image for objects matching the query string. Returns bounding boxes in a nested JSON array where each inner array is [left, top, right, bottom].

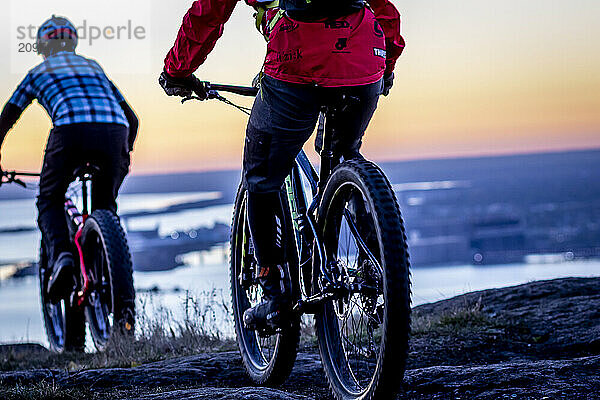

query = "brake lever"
[[182, 96, 203, 104], [181, 90, 219, 104], [14, 178, 27, 188]]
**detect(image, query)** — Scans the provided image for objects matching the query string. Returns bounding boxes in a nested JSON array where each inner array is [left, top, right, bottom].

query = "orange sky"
[[1, 0, 599, 174]]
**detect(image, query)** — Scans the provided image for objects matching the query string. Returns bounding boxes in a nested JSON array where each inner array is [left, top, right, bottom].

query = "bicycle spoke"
[[325, 185, 387, 392], [235, 206, 279, 372], [343, 209, 382, 276]]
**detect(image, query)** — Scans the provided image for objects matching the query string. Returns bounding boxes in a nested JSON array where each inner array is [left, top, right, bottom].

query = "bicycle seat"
[[315, 94, 362, 154], [72, 163, 101, 180], [323, 94, 361, 114]]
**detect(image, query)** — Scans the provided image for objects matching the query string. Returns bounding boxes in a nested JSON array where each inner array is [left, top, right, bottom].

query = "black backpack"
[[280, 0, 366, 21]]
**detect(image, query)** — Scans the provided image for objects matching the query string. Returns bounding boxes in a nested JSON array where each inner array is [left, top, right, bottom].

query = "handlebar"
[[1, 170, 40, 188], [182, 81, 259, 104], [181, 81, 257, 116], [205, 83, 259, 97]]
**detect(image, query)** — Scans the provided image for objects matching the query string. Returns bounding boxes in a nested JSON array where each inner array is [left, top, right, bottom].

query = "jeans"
[[243, 75, 382, 268], [37, 123, 130, 266]]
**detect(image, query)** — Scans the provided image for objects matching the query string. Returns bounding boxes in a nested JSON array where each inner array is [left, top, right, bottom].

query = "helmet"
[[36, 15, 78, 57]]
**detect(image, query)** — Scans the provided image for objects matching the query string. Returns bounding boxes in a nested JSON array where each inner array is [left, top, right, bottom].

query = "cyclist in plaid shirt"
[[7, 55, 131, 127], [0, 16, 138, 299]]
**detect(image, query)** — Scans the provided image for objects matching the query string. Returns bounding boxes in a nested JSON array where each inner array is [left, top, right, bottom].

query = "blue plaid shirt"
[[8, 52, 129, 128]]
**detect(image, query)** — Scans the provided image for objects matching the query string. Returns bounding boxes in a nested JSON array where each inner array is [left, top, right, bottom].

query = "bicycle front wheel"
[[39, 241, 86, 353], [315, 159, 411, 400], [81, 210, 135, 351], [230, 184, 301, 385]]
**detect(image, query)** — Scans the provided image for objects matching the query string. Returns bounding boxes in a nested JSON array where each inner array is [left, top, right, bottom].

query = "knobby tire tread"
[[230, 184, 300, 386], [317, 158, 412, 400], [39, 243, 86, 352], [85, 210, 135, 340]]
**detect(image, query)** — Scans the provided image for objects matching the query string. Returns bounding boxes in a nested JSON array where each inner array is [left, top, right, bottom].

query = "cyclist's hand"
[[382, 73, 394, 97], [159, 70, 207, 99]]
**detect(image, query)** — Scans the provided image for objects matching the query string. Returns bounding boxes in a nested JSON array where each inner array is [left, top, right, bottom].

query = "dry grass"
[[0, 289, 236, 372], [93, 288, 236, 369], [411, 296, 496, 336], [0, 382, 92, 400], [0, 382, 186, 400]]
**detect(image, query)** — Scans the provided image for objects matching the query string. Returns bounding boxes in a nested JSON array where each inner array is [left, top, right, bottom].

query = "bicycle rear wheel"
[[230, 184, 301, 385], [315, 159, 411, 400], [39, 241, 85, 352], [81, 210, 135, 351]]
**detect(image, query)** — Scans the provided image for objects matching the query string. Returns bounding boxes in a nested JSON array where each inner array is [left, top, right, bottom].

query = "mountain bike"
[[1, 165, 135, 352], [185, 81, 412, 400]]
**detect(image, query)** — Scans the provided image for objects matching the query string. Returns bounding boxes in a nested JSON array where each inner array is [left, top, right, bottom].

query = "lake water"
[[0, 194, 230, 264], [1, 195, 599, 346], [1, 255, 599, 346]]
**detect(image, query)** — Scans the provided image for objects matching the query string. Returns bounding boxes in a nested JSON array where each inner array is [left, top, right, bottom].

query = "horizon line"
[[128, 145, 600, 177]]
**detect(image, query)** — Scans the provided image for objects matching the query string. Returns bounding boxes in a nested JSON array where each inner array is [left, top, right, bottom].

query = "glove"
[[382, 72, 394, 96], [159, 70, 207, 99]]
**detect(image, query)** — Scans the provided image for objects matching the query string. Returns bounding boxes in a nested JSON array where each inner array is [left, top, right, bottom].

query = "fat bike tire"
[[81, 209, 135, 351], [315, 159, 411, 400], [230, 183, 301, 385], [39, 242, 86, 352]]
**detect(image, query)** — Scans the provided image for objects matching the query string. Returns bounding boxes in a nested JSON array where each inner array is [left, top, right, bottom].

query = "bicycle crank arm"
[[69, 289, 87, 308], [293, 292, 337, 315]]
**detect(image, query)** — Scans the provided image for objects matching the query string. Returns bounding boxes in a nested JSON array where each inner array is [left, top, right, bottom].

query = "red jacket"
[[165, 0, 404, 87]]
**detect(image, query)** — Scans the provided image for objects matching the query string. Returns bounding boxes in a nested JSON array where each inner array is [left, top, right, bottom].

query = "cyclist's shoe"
[[244, 263, 292, 333], [244, 295, 292, 334], [47, 252, 76, 303]]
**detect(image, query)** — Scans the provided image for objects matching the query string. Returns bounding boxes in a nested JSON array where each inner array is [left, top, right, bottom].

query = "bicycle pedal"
[[69, 291, 83, 308], [257, 326, 280, 337]]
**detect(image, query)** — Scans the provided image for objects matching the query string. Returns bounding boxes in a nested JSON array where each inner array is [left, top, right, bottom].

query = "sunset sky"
[[1, 0, 599, 174]]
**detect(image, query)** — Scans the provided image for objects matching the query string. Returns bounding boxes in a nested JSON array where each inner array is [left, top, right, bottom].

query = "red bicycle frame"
[[63, 167, 95, 307]]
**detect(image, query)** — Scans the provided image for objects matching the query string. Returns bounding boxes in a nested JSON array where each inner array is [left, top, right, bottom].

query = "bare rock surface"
[[57, 352, 251, 388], [404, 355, 600, 399], [408, 277, 600, 370], [0, 369, 58, 386], [127, 387, 312, 400]]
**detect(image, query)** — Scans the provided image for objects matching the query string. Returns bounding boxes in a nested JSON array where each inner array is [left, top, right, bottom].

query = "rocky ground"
[[1, 277, 599, 399]]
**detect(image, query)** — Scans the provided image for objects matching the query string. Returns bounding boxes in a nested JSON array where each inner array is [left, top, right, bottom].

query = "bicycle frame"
[[3, 165, 100, 308], [285, 100, 383, 314], [65, 168, 94, 307], [194, 82, 383, 315], [285, 109, 373, 314]]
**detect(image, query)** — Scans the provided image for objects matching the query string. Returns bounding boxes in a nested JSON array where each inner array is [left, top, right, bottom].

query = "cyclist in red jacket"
[[160, 0, 404, 332]]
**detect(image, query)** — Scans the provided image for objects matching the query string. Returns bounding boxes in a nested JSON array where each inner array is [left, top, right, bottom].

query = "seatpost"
[[81, 174, 90, 216], [319, 106, 336, 192]]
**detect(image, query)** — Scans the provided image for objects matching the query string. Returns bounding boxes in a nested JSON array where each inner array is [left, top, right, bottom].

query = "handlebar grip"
[[206, 83, 258, 97], [0, 170, 40, 188]]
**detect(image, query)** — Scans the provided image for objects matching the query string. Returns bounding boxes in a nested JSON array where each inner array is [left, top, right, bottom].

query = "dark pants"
[[37, 123, 130, 266], [243, 75, 382, 267]]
